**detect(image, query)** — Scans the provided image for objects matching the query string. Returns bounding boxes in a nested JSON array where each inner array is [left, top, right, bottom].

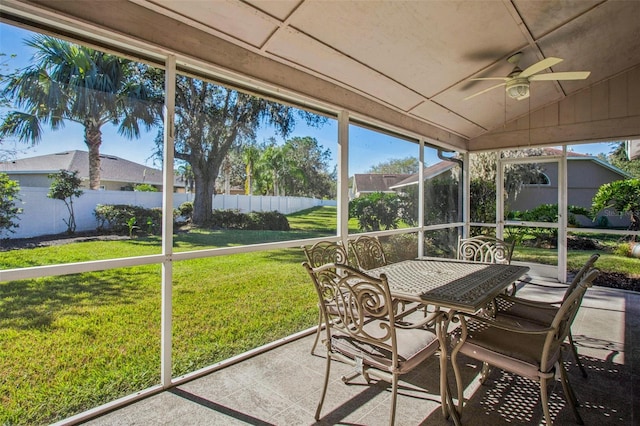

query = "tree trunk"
[[84, 124, 103, 190], [192, 174, 216, 225]]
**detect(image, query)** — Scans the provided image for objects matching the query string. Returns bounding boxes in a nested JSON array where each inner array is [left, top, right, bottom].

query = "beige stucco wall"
[[508, 160, 630, 227]]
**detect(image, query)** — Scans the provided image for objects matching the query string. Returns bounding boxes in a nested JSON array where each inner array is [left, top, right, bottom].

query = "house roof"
[[353, 173, 412, 194], [551, 148, 632, 178], [391, 161, 458, 190], [389, 149, 630, 189], [0, 150, 184, 187]]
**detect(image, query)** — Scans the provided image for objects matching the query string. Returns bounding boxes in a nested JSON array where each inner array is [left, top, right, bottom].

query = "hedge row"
[[94, 203, 290, 236]]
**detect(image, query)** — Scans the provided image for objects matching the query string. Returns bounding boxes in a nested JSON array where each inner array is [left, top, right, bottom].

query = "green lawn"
[[0, 206, 637, 424], [0, 207, 343, 425]]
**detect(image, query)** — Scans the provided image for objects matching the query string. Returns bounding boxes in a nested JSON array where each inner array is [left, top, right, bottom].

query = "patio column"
[[462, 151, 470, 238], [558, 147, 568, 282], [337, 110, 349, 245], [161, 55, 176, 387], [496, 151, 505, 240]]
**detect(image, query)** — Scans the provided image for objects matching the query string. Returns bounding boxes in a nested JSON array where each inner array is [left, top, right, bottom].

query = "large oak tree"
[[160, 76, 325, 225]]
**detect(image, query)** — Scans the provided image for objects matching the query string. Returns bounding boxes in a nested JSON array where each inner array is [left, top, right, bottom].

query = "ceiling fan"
[[464, 52, 591, 101]]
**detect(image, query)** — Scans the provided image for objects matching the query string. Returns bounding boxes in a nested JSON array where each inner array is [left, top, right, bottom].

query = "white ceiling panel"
[[244, 0, 301, 21], [113, 0, 640, 146], [147, 0, 279, 47], [410, 100, 486, 140], [266, 26, 425, 111], [287, 1, 529, 98]]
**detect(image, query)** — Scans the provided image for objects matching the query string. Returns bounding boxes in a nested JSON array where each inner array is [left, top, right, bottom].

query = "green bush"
[[174, 201, 194, 224], [614, 242, 631, 257], [382, 234, 418, 262], [209, 209, 290, 231], [178, 201, 193, 218], [94, 204, 162, 236], [0, 172, 22, 237], [246, 211, 290, 231], [349, 192, 404, 231], [133, 183, 158, 192]]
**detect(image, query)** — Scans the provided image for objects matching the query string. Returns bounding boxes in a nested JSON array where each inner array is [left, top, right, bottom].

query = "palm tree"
[[0, 35, 161, 189], [242, 144, 260, 195]]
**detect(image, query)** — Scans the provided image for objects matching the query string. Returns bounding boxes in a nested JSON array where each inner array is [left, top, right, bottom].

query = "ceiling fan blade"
[[470, 77, 509, 81], [464, 82, 506, 100], [519, 57, 563, 78], [529, 71, 591, 81]]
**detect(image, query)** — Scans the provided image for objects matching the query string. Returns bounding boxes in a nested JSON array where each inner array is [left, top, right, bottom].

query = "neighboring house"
[[0, 150, 186, 192], [508, 149, 631, 226], [380, 150, 631, 227], [351, 173, 411, 198], [389, 161, 459, 192]]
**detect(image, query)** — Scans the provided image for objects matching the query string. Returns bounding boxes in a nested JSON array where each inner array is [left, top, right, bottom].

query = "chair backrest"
[[303, 262, 397, 355], [457, 235, 514, 264], [541, 268, 599, 372], [348, 235, 388, 270], [302, 241, 348, 268], [562, 253, 600, 302]]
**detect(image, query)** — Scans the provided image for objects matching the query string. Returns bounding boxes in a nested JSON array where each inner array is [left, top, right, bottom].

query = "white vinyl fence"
[[4, 187, 335, 240]]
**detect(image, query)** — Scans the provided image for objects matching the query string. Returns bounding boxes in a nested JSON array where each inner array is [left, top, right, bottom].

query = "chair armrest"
[[395, 310, 442, 329], [461, 312, 554, 335], [496, 294, 561, 310]]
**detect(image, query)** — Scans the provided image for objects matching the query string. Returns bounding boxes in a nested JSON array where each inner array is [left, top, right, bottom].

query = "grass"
[[0, 207, 345, 425], [1, 206, 637, 424], [514, 246, 639, 276]]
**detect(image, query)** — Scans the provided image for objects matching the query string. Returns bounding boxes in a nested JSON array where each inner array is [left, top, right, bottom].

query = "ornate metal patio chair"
[[348, 235, 388, 271], [302, 241, 349, 354], [457, 235, 517, 293], [303, 262, 442, 426], [492, 253, 600, 377], [348, 235, 427, 318], [451, 269, 599, 426]]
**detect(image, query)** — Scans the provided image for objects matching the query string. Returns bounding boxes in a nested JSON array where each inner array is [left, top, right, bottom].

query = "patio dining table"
[[368, 258, 530, 424]]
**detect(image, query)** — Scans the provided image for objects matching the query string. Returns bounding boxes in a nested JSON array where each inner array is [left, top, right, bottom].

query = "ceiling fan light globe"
[[506, 82, 529, 99]]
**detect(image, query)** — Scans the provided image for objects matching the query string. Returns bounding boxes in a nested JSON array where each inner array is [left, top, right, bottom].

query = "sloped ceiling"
[[7, 0, 640, 152]]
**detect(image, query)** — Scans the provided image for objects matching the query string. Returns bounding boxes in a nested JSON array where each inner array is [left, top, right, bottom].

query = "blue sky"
[[0, 22, 616, 174]]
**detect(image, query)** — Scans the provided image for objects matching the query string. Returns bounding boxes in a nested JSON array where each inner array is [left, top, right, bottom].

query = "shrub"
[[246, 211, 290, 231], [209, 209, 290, 231], [0, 173, 22, 237], [382, 234, 418, 262], [178, 201, 193, 218], [210, 209, 247, 229], [47, 170, 83, 234], [94, 204, 162, 236], [614, 242, 631, 257], [134, 183, 158, 192], [349, 192, 404, 231], [174, 201, 193, 225]]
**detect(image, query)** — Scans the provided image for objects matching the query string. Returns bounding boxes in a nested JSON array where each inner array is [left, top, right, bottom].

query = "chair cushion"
[[496, 297, 558, 325], [452, 318, 560, 380], [331, 321, 439, 374]]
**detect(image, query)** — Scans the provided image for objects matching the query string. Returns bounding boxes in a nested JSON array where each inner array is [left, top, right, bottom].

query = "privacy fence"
[[4, 187, 335, 240]]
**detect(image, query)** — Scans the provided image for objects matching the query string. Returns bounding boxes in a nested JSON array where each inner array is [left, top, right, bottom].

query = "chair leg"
[[559, 358, 584, 425], [389, 374, 398, 426], [540, 377, 553, 426], [568, 331, 588, 378], [315, 353, 332, 421], [310, 310, 323, 354]]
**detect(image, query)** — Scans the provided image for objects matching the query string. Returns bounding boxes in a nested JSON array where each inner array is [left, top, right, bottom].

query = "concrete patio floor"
[[84, 269, 639, 425]]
